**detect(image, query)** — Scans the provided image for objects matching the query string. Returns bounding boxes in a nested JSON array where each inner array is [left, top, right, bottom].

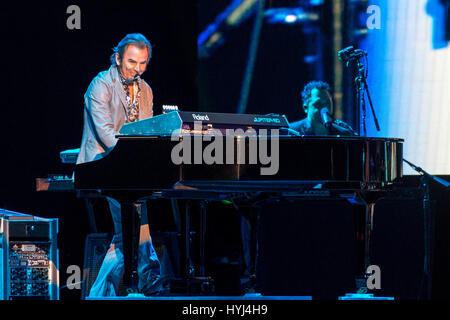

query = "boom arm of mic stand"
[[403, 158, 450, 189]]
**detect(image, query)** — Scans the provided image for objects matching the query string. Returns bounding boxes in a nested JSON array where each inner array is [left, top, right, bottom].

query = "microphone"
[[338, 46, 367, 62], [122, 74, 141, 86], [320, 108, 333, 128], [337, 46, 355, 61]]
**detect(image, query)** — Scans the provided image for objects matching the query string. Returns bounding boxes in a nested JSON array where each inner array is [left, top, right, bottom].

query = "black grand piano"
[[68, 111, 404, 294]]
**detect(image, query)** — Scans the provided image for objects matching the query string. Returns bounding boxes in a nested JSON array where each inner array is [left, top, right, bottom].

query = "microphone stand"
[[403, 159, 450, 300], [355, 74, 364, 136], [339, 47, 380, 136], [354, 56, 380, 136]]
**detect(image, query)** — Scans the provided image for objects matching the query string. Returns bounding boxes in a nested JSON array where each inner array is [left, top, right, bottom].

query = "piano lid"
[[74, 135, 404, 192]]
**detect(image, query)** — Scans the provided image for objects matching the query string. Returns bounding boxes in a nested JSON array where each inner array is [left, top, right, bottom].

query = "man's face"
[[304, 88, 333, 122], [116, 44, 149, 81]]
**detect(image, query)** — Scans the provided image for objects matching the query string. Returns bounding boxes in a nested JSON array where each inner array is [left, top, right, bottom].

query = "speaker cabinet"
[[370, 197, 426, 300], [256, 197, 358, 299], [81, 233, 112, 299]]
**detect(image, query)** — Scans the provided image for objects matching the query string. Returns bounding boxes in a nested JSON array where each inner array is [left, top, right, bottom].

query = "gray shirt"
[[76, 66, 153, 164]]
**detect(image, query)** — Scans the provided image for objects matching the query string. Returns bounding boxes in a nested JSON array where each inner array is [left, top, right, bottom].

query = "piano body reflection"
[[67, 111, 404, 293]]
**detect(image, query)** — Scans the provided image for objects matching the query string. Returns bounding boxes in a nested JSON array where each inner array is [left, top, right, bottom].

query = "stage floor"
[[85, 293, 312, 300]]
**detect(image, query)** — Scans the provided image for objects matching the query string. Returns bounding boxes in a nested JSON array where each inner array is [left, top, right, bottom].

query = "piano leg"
[[199, 201, 207, 277], [185, 200, 194, 278], [183, 200, 207, 277], [179, 200, 214, 294], [121, 201, 140, 293], [364, 202, 375, 271]]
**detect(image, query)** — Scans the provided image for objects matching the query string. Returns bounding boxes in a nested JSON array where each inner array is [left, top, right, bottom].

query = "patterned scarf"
[[118, 69, 142, 123]]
